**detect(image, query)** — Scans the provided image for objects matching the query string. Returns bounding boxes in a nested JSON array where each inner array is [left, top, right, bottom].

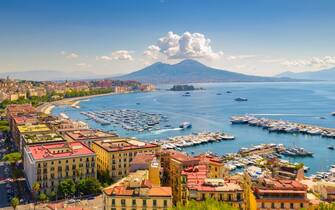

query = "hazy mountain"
[[0, 70, 109, 81], [276, 67, 335, 80], [114, 59, 296, 84]]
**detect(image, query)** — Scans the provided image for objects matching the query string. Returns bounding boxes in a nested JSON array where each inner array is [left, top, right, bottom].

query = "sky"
[[1, 0, 335, 76]]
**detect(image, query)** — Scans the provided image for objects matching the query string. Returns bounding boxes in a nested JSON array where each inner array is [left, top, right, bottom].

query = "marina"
[[153, 131, 235, 149], [231, 115, 335, 138], [81, 109, 169, 132]]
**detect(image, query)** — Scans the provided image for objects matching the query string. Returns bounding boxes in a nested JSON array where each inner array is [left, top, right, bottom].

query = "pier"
[[231, 115, 335, 138]]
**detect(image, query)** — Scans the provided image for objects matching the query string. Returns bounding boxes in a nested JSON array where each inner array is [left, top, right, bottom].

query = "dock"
[[231, 115, 335, 138]]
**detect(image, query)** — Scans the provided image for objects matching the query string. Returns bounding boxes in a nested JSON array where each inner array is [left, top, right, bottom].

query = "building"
[[252, 178, 309, 210], [160, 150, 200, 203], [23, 142, 96, 194], [92, 138, 160, 180], [103, 166, 172, 210], [17, 124, 51, 151], [180, 164, 245, 209], [64, 129, 117, 148], [47, 118, 89, 134]]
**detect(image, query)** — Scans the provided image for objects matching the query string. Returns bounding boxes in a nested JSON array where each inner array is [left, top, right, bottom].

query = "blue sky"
[[1, 0, 335, 76]]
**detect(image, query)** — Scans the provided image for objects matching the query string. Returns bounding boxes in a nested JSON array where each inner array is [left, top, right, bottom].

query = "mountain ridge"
[[276, 67, 335, 80], [114, 59, 298, 84]]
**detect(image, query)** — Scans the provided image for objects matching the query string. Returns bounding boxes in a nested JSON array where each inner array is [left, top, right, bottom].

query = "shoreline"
[[36, 91, 127, 115]]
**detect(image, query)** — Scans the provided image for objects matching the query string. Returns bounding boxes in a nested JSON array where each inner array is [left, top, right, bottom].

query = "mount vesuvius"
[[114, 59, 295, 84]]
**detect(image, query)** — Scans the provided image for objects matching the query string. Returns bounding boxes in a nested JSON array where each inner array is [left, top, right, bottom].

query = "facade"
[[103, 169, 172, 210], [23, 142, 96, 193], [64, 129, 117, 148], [181, 164, 245, 209], [92, 138, 160, 180], [252, 178, 309, 210]]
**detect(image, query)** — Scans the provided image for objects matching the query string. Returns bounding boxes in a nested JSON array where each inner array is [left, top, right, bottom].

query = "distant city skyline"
[[1, 0, 335, 76]]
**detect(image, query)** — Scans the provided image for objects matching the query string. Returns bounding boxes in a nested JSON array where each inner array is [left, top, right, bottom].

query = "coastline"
[[36, 91, 124, 115]]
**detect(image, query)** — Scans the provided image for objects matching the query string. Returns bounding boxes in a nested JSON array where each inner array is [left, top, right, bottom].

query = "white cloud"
[[226, 54, 256, 60], [97, 50, 133, 61], [282, 56, 335, 68], [76, 63, 91, 68], [144, 31, 223, 60], [60, 51, 80, 59]]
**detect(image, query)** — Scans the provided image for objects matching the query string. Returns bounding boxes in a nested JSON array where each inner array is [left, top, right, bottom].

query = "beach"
[[36, 91, 121, 114]]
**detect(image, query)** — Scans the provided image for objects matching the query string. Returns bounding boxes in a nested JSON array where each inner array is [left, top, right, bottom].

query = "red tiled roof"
[[65, 129, 116, 141], [254, 178, 308, 192], [7, 104, 36, 115], [93, 139, 159, 152], [27, 142, 95, 160]]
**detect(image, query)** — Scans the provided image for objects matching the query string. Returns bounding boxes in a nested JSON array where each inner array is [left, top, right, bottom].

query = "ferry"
[[235, 97, 248, 102], [281, 147, 313, 157], [179, 122, 192, 129]]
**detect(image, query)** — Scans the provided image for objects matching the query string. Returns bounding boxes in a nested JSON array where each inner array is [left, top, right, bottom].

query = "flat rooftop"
[[182, 165, 243, 192], [18, 124, 51, 133], [13, 115, 39, 125], [65, 129, 117, 141], [7, 104, 36, 115], [254, 178, 308, 193], [23, 132, 65, 145], [27, 142, 95, 161], [93, 138, 159, 152]]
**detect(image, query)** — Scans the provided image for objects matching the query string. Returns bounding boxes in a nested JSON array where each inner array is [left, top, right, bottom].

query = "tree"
[[32, 182, 40, 210], [315, 202, 335, 210], [10, 197, 19, 210], [38, 193, 48, 202], [171, 199, 238, 210], [77, 177, 101, 196], [58, 179, 76, 198], [48, 191, 57, 201], [2, 152, 22, 166]]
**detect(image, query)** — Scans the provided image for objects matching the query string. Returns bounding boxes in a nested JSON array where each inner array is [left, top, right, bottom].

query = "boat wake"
[[153, 127, 182, 134]]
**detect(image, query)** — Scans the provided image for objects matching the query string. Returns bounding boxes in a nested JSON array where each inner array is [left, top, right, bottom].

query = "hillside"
[[276, 67, 335, 80]]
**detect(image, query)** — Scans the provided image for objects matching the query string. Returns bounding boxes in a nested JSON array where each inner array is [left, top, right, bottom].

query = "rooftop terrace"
[[65, 129, 117, 141], [93, 138, 159, 152], [18, 124, 51, 133], [23, 132, 65, 144]]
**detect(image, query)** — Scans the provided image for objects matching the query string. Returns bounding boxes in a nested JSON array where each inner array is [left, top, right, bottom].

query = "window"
[[300, 203, 304, 208], [164, 200, 167, 207], [153, 200, 157, 206], [261, 203, 265, 208], [121, 199, 126, 207], [111, 199, 115, 206], [132, 199, 136, 206], [271, 203, 275, 208], [143, 200, 147, 206], [290, 203, 294, 209], [281, 203, 284, 208]]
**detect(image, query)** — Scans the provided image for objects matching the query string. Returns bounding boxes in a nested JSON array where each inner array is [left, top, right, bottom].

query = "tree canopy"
[[57, 179, 76, 198], [11, 197, 19, 210], [77, 177, 101, 195], [171, 199, 239, 210], [2, 152, 22, 165]]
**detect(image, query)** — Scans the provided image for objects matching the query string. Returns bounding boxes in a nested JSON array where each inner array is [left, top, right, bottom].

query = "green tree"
[[316, 202, 335, 210], [77, 177, 101, 195], [48, 191, 57, 201], [171, 199, 238, 210], [10, 197, 19, 210], [58, 179, 76, 198], [2, 152, 22, 165], [38, 193, 48, 202], [32, 182, 40, 210]]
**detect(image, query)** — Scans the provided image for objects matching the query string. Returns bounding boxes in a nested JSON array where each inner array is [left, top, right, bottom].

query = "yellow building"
[[23, 142, 96, 194], [92, 138, 160, 180], [180, 164, 245, 209], [103, 168, 172, 210]]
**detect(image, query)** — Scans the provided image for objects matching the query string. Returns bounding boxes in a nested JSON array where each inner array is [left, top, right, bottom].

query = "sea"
[[52, 82, 335, 175]]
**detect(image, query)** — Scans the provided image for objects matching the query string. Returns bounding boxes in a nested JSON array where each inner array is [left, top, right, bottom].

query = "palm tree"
[[11, 197, 19, 210], [32, 182, 40, 210]]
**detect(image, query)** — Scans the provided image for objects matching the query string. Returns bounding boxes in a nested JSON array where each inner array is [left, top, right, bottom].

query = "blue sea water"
[[53, 82, 335, 175]]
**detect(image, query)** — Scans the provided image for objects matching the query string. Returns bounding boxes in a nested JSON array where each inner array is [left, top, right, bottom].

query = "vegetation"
[[63, 88, 113, 98], [57, 179, 76, 198], [32, 182, 41, 209], [2, 152, 22, 165], [48, 191, 57, 201], [0, 95, 51, 108], [315, 202, 335, 210], [0, 120, 9, 132], [171, 199, 238, 210], [38, 193, 48, 202], [77, 177, 101, 196], [10, 197, 19, 210], [97, 170, 114, 187]]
